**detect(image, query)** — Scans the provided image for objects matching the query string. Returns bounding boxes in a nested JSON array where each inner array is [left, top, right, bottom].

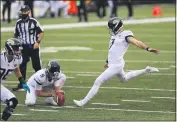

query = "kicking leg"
[[73, 66, 120, 107], [117, 66, 159, 82]]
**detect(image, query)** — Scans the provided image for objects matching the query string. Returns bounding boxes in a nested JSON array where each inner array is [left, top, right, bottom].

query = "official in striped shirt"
[[13, 5, 44, 91]]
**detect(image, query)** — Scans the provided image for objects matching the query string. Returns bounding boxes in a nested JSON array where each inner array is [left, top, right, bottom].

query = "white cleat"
[[73, 100, 84, 107], [145, 66, 159, 73], [45, 99, 57, 106]]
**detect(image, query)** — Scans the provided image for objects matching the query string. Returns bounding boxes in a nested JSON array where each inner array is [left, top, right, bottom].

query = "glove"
[[22, 84, 30, 93]]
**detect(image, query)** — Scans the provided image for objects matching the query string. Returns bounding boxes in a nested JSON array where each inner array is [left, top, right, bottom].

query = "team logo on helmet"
[[113, 20, 119, 24], [7, 39, 15, 45]]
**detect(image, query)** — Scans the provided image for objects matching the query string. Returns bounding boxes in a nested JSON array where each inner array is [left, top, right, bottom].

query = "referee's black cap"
[[20, 5, 31, 13]]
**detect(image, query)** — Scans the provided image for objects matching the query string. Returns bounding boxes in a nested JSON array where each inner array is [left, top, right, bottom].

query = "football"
[[56, 91, 65, 106]]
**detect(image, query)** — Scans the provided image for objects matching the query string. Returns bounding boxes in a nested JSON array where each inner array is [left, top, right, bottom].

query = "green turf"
[[0, 4, 176, 121]]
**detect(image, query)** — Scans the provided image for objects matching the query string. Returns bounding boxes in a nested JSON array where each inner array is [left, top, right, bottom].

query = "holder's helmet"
[[46, 60, 60, 81]]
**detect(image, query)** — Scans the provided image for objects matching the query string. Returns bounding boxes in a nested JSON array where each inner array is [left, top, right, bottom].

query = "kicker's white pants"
[[0, 84, 15, 103], [95, 63, 125, 86]]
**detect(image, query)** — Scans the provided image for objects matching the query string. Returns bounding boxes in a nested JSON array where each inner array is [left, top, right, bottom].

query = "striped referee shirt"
[[14, 17, 44, 44]]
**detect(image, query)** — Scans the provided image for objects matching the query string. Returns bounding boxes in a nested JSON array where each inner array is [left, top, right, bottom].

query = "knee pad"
[[2, 98, 18, 121], [7, 97, 18, 109]]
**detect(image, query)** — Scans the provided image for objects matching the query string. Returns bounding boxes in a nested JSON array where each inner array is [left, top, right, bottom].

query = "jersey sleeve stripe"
[[34, 78, 42, 85], [125, 35, 134, 43]]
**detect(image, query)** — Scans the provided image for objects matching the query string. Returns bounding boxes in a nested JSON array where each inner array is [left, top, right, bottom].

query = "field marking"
[[44, 33, 174, 37], [92, 103, 120, 106], [170, 65, 176, 68], [151, 97, 176, 100], [121, 99, 150, 102], [25, 70, 175, 76], [43, 40, 175, 45], [85, 108, 176, 114], [1, 17, 175, 33], [1, 103, 175, 114], [42, 58, 175, 64], [0, 113, 25, 116], [41, 46, 92, 53], [2, 82, 176, 92], [153, 68, 170, 70], [76, 74, 98, 76], [30, 109, 58, 112], [39, 47, 175, 54], [30, 106, 176, 114], [63, 86, 176, 92]]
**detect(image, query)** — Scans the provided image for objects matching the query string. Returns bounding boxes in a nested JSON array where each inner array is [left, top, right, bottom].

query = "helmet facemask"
[[108, 18, 123, 36], [5, 38, 23, 62], [46, 61, 60, 82]]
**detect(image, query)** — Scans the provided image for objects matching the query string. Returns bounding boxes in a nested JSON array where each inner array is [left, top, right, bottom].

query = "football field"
[[1, 4, 176, 121]]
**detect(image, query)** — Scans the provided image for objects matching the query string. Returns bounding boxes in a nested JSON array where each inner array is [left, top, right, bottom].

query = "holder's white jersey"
[[0, 52, 22, 82], [27, 68, 66, 90], [108, 30, 133, 65]]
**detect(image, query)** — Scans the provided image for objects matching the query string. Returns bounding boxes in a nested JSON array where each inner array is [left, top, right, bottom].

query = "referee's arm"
[[14, 23, 19, 38], [36, 21, 44, 43]]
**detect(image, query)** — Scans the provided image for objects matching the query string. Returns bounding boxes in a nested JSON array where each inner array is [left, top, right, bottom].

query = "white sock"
[[124, 69, 146, 81], [81, 84, 100, 105]]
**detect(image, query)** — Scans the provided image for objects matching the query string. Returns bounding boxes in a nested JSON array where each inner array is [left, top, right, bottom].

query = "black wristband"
[[146, 47, 149, 51], [18, 77, 25, 84], [106, 59, 108, 63], [37, 40, 40, 44]]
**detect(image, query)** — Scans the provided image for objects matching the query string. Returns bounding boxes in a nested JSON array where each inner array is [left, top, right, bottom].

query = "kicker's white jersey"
[[0, 52, 22, 82], [108, 30, 133, 65], [27, 68, 66, 90]]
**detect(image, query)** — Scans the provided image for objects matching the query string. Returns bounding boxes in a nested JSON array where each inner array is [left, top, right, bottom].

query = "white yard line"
[[122, 99, 150, 102], [1, 103, 175, 114], [0, 113, 25, 116], [30, 109, 58, 112], [76, 74, 98, 76], [1, 17, 175, 32], [64, 86, 176, 92], [2, 83, 176, 92], [92, 103, 120, 106], [28, 70, 175, 76], [85, 108, 175, 114], [42, 59, 175, 64], [170, 65, 176, 68], [145, 73, 175, 76], [152, 68, 170, 70], [151, 97, 176, 100]]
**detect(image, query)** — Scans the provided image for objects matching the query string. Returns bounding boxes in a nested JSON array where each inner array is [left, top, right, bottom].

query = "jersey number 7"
[[109, 39, 115, 49]]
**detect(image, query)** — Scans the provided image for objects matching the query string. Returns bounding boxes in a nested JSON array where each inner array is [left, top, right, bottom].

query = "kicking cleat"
[[145, 66, 159, 73], [73, 100, 84, 107]]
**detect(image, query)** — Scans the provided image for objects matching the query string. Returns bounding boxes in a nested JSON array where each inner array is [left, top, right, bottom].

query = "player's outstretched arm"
[[14, 67, 30, 93], [127, 36, 160, 54]]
